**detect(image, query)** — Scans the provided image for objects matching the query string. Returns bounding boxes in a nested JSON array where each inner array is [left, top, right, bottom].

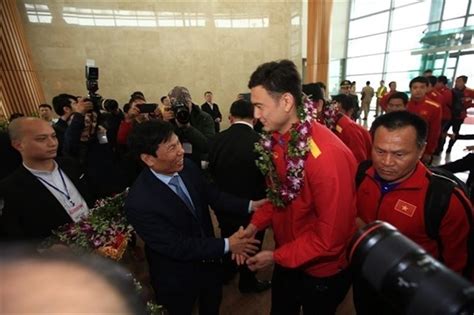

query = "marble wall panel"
[[17, 0, 302, 129]]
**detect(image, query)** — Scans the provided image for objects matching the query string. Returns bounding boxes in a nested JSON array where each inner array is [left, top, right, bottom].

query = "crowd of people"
[[0, 60, 473, 315]]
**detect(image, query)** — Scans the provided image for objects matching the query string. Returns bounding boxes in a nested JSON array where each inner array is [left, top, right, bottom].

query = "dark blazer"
[[124, 159, 248, 296], [201, 102, 222, 132], [208, 123, 266, 217], [0, 158, 92, 241]]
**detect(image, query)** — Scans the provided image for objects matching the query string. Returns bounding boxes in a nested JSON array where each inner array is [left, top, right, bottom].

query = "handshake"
[[228, 224, 274, 272]]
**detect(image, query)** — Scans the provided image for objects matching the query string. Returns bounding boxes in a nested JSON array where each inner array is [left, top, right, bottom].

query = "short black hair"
[[437, 75, 448, 85], [160, 96, 168, 103], [315, 81, 326, 91], [426, 75, 437, 87], [457, 75, 468, 84], [423, 69, 433, 74], [128, 120, 175, 158], [248, 59, 302, 108], [230, 99, 254, 119], [388, 81, 396, 88], [409, 76, 429, 88], [388, 92, 409, 105], [103, 99, 119, 112], [9, 113, 24, 121], [38, 103, 52, 110], [130, 91, 145, 99], [123, 103, 131, 113], [204, 91, 212, 96], [129, 94, 145, 105], [332, 94, 354, 112], [366, 81, 370, 85], [302, 83, 324, 102], [370, 111, 427, 148], [52, 94, 77, 116]]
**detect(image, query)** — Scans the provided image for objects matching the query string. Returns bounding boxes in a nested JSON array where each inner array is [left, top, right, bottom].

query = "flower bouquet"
[[52, 190, 133, 261]]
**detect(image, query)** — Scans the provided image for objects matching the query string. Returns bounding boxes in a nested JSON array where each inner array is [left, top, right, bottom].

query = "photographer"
[[116, 95, 147, 146], [101, 99, 124, 150], [165, 86, 215, 168], [63, 98, 126, 200]]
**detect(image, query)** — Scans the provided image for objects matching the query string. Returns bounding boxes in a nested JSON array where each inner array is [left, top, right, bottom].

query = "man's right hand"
[[73, 97, 93, 114], [162, 106, 174, 122], [228, 226, 260, 257]]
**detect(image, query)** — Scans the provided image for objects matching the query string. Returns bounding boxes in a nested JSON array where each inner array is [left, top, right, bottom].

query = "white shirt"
[[24, 161, 89, 223]]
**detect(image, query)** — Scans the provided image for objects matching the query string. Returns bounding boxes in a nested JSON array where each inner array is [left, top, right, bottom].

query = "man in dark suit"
[[201, 91, 222, 132], [208, 99, 271, 293], [0, 118, 92, 241], [125, 120, 264, 315]]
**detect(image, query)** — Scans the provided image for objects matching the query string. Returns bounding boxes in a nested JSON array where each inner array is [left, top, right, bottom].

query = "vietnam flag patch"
[[394, 199, 417, 217]]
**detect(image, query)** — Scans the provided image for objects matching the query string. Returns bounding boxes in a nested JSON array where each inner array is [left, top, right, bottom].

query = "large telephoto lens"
[[348, 221, 474, 315]]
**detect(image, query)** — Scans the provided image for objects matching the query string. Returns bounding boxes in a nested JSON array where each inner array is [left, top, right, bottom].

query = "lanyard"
[[36, 168, 75, 206]]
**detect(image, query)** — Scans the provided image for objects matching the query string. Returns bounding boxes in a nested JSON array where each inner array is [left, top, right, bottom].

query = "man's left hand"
[[246, 250, 274, 271]]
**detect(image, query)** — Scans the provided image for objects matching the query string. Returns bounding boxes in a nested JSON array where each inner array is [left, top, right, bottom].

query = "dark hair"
[[38, 103, 52, 110], [426, 75, 437, 87], [315, 81, 326, 91], [103, 99, 119, 112], [52, 94, 77, 116], [388, 81, 396, 88], [1, 246, 147, 315], [248, 59, 302, 108], [160, 96, 168, 103], [366, 81, 370, 85], [123, 103, 131, 114], [128, 94, 146, 106], [130, 91, 145, 99], [380, 80, 385, 83], [332, 94, 354, 112], [437, 75, 448, 85], [128, 120, 175, 157], [230, 99, 254, 119], [204, 91, 212, 96], [302, 83, 324, 102], [388, 92, 409, 105], [9, 113, 25, 121], [409, 76, 429, 88], [370, 111, 427, 148], [457, 75, 468, 84], [423, 69, 433, 74]]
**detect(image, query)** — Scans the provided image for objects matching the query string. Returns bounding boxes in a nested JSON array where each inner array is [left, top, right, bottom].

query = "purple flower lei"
[[255, 96, 318, 208]]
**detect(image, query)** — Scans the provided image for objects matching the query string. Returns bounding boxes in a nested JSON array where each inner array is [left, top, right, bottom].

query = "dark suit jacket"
[[201, 102, 222, 132], [124, 159, 248, 295], [0, 158, 92, 241], [208, 123, 266, 228]]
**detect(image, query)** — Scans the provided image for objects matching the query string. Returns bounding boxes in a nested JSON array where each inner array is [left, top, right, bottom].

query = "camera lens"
[[349, 221, 474, 315]]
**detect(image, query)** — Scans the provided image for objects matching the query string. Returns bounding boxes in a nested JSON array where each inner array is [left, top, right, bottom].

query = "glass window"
[[349, 12, 389, 38], [441, 18, 466, 30], [388, 26, 426, 52], [391, 1, 431, 30], [351, 0, 390, 19], [384, 71, 419, 92], [346, 54, 385, 75], [330, 60, 342, 77], [386, 51, 422, 72], [393, 0, 421, 7], [345, 74, 384, 93], [347, 33, 387, 57], [443, 0, 469, 20], [468, 16, 474, 26]]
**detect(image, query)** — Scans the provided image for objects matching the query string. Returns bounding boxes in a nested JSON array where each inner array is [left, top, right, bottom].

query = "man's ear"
[[10, 139, 22, 153], [140, 153, 155, 168], [418, 142, 427, 159], [282, 93, 296, 113]]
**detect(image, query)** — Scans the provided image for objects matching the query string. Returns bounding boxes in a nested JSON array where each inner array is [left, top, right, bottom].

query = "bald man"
[[1, 249, 146, 314], [0, 117, 92, 241]]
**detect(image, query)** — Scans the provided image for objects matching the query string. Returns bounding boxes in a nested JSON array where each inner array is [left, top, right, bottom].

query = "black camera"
[[349, 221, 474, 315], [85, 66, 103, 112], [171, 101, 190, 124]]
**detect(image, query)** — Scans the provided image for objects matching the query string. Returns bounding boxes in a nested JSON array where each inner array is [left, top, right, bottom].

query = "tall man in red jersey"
[[332, 94, 372, 163], [406, 76, 441, 164], [239, 60, 357, 314], [354, 111, 472, 314]]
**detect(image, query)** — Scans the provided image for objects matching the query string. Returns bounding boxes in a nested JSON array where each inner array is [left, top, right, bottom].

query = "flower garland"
[[255, 96, 318, 208]]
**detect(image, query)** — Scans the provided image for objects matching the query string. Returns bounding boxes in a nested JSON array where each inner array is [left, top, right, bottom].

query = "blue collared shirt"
[[150, 169, 229, 254]]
